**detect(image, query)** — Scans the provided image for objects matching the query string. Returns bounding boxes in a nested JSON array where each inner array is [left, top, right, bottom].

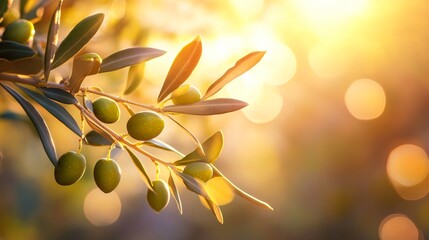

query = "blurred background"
[[1, 0, 429, 239]]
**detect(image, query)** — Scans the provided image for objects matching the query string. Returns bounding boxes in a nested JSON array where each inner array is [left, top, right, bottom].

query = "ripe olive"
[[171, 84, 202, 105], [55, 151, 86, 186], [2, 19, 35, 44], [147, 179, 170, 212], [183, 162, 213, 182], [92, 97, 120, 124], [93, 158, 121, 193], [126, 111, 165, 141]]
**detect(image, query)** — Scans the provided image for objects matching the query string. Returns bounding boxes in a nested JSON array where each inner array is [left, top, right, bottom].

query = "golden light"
[[205, 177, 235, 206], [84, 188, 122, 226], [379, 214, 419, 240], [230, 0, 265, 20], [345, 79, 386, 120], [387, 144, 429, 187]]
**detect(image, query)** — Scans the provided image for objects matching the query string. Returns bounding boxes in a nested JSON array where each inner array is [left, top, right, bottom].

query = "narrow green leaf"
[[163, 98, 248, 115], [18, 85, 82, 137], [0, 56, 42, 75], [211, 165, 273, 211], [99, 47, 165, 73], [51, 13, 104, 69], [142, 139, 184, 156], [201, 197, 224, 224], [124, 146, 154, 192], [203, 51, 265, 100], [0, 41, 36, 60], [19, 0, 28, 17], [176, 170, 210, 199], [157, 36, 202, 103], [0, 83, 58, 167], [40, 87, 78, 104], [0, 0, 12, 20], [44, 0, 63, 81], [174, 131, 223, 166], [0, 110, 30, 122], [168, 168, 183, 214], [84, 130, 112, 146], [124, 63, 144, 95]]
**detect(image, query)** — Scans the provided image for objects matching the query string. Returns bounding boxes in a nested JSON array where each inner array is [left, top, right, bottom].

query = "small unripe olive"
[[183, 162, 213, 182], [171, 84, 202, 105], [92, 97, 120, 124], [55, 151, 86, 186], [147, 179, 170, 212], [93, 158, 121, 193], [77, 52, 102, 63], [127, 111, 165, 141], [2, 19, 35, 44]]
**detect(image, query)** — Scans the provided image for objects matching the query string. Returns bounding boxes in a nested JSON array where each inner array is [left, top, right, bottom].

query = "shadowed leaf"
[[163, 98, 248, 115], [100, 47, 165, 73], [0, 56, 42, 75], [0, 0, 11, 19], [22, 0, 49, 22], [68, 53, 102, 94], [175, 170, 210, 199], [44, 0, 63, 81], [0, 41, 36, 60], [124, 63, 144, 95], [203, 51, 265, 100], [0, 83, 57, 167], [51, 13, 104, 69], [124, 146, 154, 192], [40, 87, 78, 104], [174, 131, 223, 165], [84, 130, 112, 146], [157, 36, 202, 102], [142, 139, 183, 156], [83, 114, 118, 147], [0, 110, 30, 122], [18, 85, 82, 137], [168, 169, 183, 214]]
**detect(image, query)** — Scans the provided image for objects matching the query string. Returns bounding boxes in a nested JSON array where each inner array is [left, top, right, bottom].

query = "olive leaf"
[[0, 56, 42, 75], [40, 87, 78, 104], [22, 0, 49, 22], [142, 139, 183, 156], [51, 13, 104, 69], [84, 130, 112, 146], [174, 131, 223, 166], [124, 63, 144, 95], [211, 164, 273, 211], [0, 83, 58, 167], [0, 41, 37, 60], [124, 146, 154, 192], [0, 0, 11, 20], [0, 110, 30, 123], [171, 167, 211, 199], [19, 0, 28, 17], [68, 54, 102, 94], [203, 51, 265, 100], [201, 197, 224, 224], [163, 98, 248, 116], [157, 36, 202, 103], [44, 0, 63, 81], [99, 47, 165, 73], [18, 85, 82, 137], [168, 168, 183, 214]]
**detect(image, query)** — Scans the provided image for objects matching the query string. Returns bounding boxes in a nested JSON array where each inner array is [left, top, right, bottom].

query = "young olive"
[[2, 19, 35, 44], [93, 158, 121, 193], [126, 111, 165, 141], [92, 97, 120, 124], [171, 84, 202, 105], [183, 162, 213, 182], [147, 179, 170, 213], [55, 151, 86, 186]]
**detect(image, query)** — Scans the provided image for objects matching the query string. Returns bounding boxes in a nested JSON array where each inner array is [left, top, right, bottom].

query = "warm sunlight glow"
[[379, 214, 419, 240], [84, 188, 122, 226], [345, 79, 386, 120], [205, 177, 235, 206], [387, 145, 429, 187], [230, 0, 264, 20]]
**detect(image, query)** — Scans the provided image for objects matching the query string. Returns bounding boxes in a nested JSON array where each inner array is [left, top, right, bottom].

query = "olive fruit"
[[92, 97, 120, 124], [183, 162, 213, 182], [127, 111, 165, 141], [93, 158, 121, 193], [171, 84, 202, 105], [55, 151, 86, 186], [2, 19, 35, 44], [147, 179, 170, 212]]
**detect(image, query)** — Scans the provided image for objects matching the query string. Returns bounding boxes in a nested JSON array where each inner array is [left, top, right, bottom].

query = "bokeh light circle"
[[84, 188, 122, 226], [387, 144, 429, 187], [379, 214, 419, 240], [345, 79, 386, 120]]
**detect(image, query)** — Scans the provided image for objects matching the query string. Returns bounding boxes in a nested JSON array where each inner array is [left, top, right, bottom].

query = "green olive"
[[147, 179, 170, 212], [2, 19, 35, 44], [171, 84, 202, 105], [126, 111, 165, 141], [55, 151, 86, 186], [77, 52, 102, 63], [92, 97, 120, 124], [183, 162, 213, 182], [93, 158, 121, 193]]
